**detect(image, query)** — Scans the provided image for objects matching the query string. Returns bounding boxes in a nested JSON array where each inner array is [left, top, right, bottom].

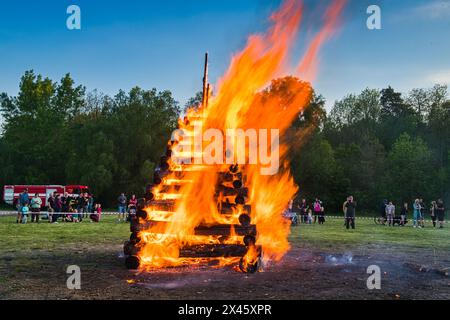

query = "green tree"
[[385, 133, 433, 202]]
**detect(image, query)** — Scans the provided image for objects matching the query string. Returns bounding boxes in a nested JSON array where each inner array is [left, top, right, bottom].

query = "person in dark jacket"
[[298, 199, 309, 224], [76, 195, 84, 221], [379, 199, 387, 225], [430, 201, 437, 228], [436, 199, 445, 229], [400, 202, 408, 226], [61, 192, 70, 220], [52, 194, 62, 223], [47, 192, 55, 223], [344, 196, 356, 230]]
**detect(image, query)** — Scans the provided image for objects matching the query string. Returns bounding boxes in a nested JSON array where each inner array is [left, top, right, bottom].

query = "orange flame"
[[297, 0, 347, 81], [137, 0, 346, 271]]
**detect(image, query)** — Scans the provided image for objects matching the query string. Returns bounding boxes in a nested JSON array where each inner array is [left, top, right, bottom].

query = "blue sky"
[[0, 0, 449, 112]]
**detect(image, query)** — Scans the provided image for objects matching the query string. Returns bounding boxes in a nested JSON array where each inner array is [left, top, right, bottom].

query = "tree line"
[[290, 84, 450, 212], [1, 71, 449, 211]]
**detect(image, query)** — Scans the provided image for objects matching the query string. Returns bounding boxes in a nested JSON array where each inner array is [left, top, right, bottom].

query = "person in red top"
[[90, 203, 102, 223], [127, 194, 138, 221]]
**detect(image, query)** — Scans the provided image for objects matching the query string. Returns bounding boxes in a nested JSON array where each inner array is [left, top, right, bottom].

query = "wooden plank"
[[131, 220, 256, 236], [179, 244, 247, 258]]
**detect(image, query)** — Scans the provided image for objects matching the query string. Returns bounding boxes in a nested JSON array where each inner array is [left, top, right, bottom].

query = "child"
[[72, 209, 80, 223], [307, 209, 313, 224], [21, 203, 29, 224]]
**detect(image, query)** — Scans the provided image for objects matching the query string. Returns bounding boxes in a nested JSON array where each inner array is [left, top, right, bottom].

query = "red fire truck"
[[2, 185, 89, 208]]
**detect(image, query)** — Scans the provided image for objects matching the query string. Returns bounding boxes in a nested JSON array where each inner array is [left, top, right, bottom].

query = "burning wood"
[[124, 53, 263, 273], [123, 0, 346, 273]]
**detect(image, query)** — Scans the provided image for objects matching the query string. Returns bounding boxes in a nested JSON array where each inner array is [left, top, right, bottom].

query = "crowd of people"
[[16, 189, 102, 224], [379, 198, 446, 229], [14, 188, 446, 230], [285, 195, 446, 230], [288, 196, 357, 230], [295, 198, 326, 225]]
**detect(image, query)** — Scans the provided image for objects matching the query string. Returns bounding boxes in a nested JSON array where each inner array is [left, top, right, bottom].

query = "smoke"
[[325, 252, 353, 265]]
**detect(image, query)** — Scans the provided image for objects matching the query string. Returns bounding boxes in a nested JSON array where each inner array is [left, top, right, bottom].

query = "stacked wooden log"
[[124, 119, 261, 273]]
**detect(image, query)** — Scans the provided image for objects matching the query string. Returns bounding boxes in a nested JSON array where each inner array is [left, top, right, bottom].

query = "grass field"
[[0, 214, 449, 299]]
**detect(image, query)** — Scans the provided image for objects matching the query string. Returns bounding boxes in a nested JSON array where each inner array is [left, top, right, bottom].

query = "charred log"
[[238, 214, 251, 227], [243, 235, 256, 246], [136, 209, 148, 220], [123, 241, 140, 256], [215, 185, 248, 197], [218, 202, 251, 215], [125, 255, 140, 270], [179, 244, 247, 258], [130, 232, 142, 244], [239, 245, 262, 274], [131, 220, 256, 236]]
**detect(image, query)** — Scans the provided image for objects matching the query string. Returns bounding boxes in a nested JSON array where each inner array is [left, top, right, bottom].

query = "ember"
[[123, 0, 346, 273]]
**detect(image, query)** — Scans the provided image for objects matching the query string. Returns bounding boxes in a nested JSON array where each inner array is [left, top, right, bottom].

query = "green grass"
[[289, 217, 450, 254], [0, 215, 130, 254], [0, 214, 448, 255]]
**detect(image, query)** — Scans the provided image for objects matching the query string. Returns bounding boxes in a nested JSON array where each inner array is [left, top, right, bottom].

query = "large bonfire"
[[123, 0, 346, 273]]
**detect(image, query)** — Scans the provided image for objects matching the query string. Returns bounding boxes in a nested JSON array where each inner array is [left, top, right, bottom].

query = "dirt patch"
[[0, 243, 449, 300]]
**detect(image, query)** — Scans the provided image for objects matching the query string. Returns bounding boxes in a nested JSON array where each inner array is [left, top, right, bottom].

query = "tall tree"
[[385, 133, 433, 202]]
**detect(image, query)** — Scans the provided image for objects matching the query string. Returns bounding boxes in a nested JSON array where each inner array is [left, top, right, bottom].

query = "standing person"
[[17, 189, 30, 223], [344, 196, 356, 230], [47, 192, 55, 223], [385, 201, 395, 226], [307, 209, 313, 224], [436, 199, 445, 229], [83, 192, 89, 218], [342, 198, 348, 227], [318, 202, 326, 225], [30, 193, 42, 223], [61, 192, 69, 221], [400, 202, 408, 226], [430, 201, 437, 228], [76, 194, 84, 222], [21, 202, 29, 224], [419, 198, 426, 228], [298, 199, 309, 224], [117, 193, 127, 222], [16, 199, 22, 224], [313, 198, 322, 224], [413, 199, 422, 228], [379, 199, 388, 225], [52, 194, 62, 223], [88, 194, 94, 213]]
